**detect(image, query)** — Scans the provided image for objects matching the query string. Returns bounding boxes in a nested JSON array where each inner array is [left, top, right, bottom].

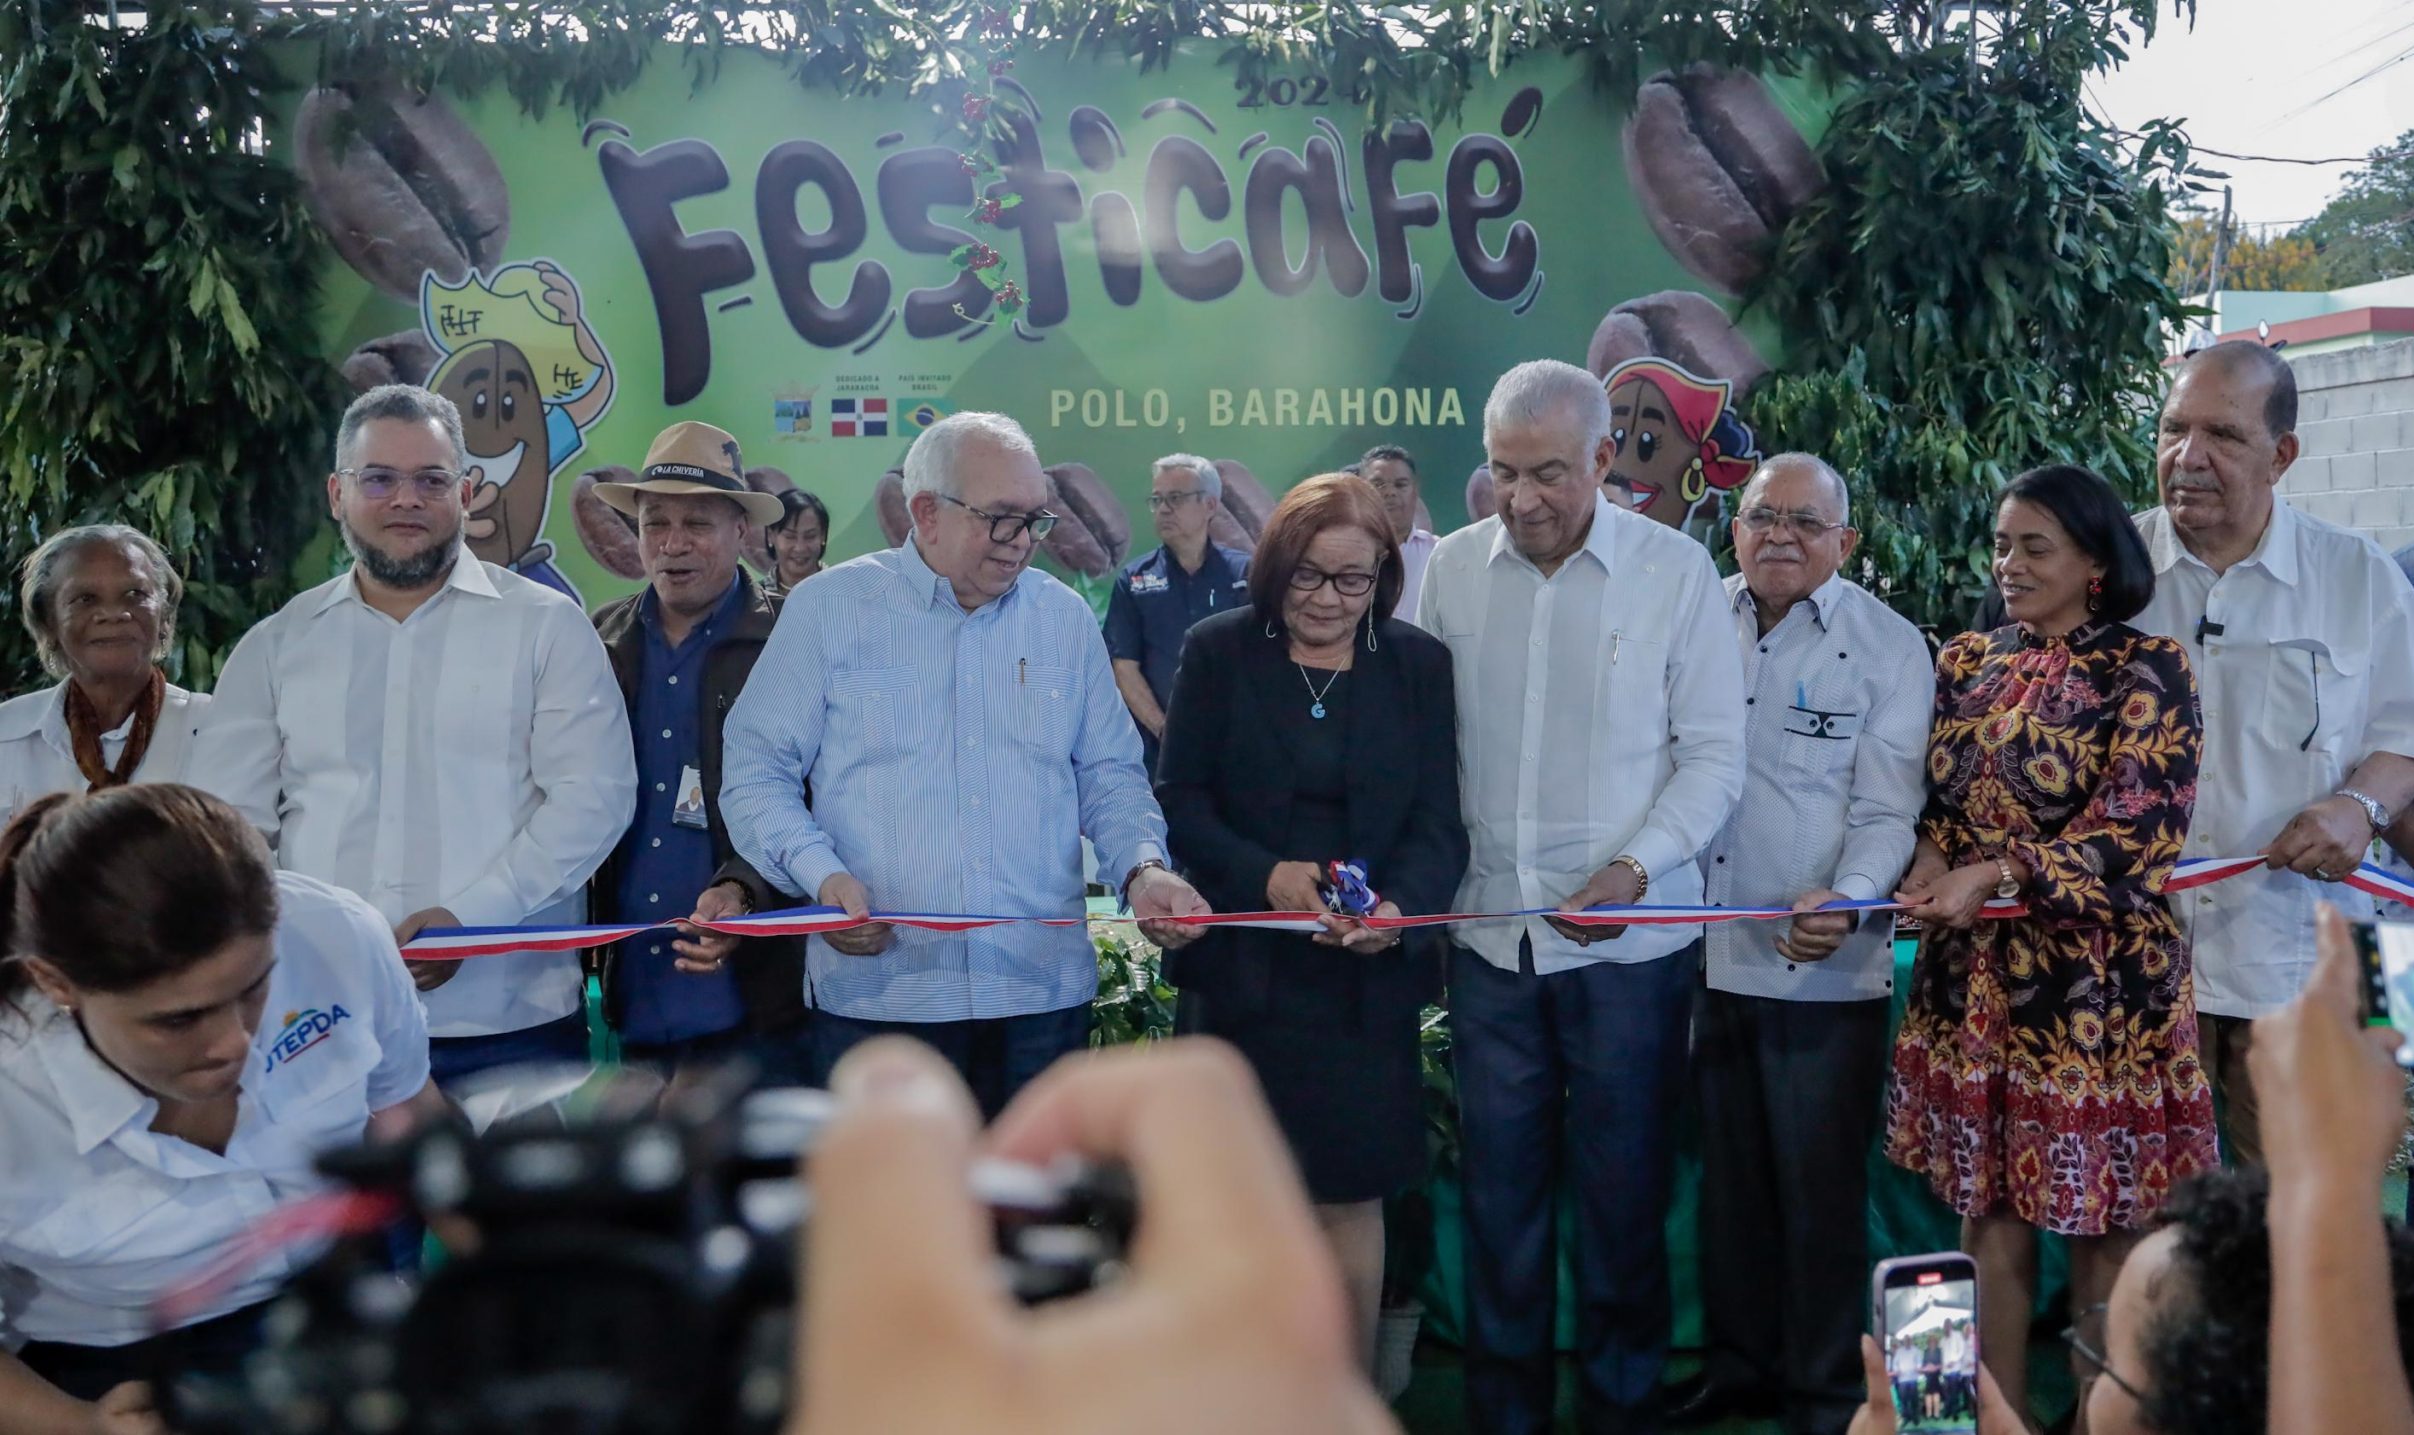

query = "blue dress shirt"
[[1102, 542, 1252, 708], [720, 540, 1169, 1022], [613, 577, 749, 1044]]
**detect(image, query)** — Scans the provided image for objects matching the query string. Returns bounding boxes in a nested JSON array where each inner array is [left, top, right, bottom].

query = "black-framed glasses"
[[936, 491, 1058, 544], [1145, 491, 1205, 512], [1738, 506, 1850, 539], [2065, 1303, 2145, 1403], [339, 466, 462, 500], [1289, 565, 1378, 597]]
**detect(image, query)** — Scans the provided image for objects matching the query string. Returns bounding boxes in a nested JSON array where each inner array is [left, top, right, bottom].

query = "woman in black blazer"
[[1156, 472, 1469, 1369]]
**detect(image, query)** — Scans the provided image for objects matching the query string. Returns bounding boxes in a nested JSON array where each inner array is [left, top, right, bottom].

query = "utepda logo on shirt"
[[264, 1005, 353, 1074]]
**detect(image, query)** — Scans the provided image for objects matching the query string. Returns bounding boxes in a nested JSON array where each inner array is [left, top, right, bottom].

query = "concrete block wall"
[[2281, 338, 2414, 555]]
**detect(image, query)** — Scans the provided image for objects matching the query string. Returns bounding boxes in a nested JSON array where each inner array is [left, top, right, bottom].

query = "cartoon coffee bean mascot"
[[420, 260, 616, 599], [1601, 356, 1762, 532]]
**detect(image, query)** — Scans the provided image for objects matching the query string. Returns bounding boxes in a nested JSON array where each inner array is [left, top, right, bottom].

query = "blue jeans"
[[426, 1011, 591, 1092], [1451, 939, 1696, 1435], [806, 1003, 1092, 1118]]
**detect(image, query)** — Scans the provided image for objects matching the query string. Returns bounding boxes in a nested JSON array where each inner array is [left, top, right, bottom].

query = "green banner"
[[292, 44, 1831, 607]]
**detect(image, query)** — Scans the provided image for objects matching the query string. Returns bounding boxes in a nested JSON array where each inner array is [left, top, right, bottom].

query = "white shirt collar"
[[2148, 497, 2301, 588], [1485, 491, 1621, 577], [1729, 570, 1849, 630], [25, 1000, 155, 1155], [309, 549, 496, 619]]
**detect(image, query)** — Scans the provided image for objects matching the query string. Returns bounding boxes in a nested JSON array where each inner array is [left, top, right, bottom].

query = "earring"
[[2086, 575, 2103, 614], [1264, 618, 1280, 639], [1364, 611, 1379, 652]]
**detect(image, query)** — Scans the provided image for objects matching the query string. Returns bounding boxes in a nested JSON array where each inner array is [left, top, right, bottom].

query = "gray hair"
[[1742, 452, 1852, 525], [901, 411, 1040, 501], [1151, 452, 1221, 502], [17, 525, 184, 679], [333, 384, 469, 475], [1483, 359, 1614, 453]]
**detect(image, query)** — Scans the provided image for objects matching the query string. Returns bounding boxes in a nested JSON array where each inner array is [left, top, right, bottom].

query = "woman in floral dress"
[[1888, 464, 2217, 1421]]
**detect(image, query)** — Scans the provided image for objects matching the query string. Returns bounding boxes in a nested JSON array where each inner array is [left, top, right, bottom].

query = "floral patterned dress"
[[1884, 622, 2219, 1237]]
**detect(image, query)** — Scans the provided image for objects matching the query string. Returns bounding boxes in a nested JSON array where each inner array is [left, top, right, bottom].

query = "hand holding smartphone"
[[2352, 919, 2414, 1066], [1872, 1252, 1980, 1435]]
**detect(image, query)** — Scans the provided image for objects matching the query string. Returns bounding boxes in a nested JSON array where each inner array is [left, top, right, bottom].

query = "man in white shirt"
[[1360, 444, 1437, 626], [194, 384, 636, 1089], [1417, 360, 1746, 1435], [2133, 340, 2414, 1164], [1674, 455, 1932, 1435]]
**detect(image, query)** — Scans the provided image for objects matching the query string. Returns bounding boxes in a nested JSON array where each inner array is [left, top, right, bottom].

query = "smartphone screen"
[[1873, 1253, 1980, 1435], [2355, 921, 2414, 1066]]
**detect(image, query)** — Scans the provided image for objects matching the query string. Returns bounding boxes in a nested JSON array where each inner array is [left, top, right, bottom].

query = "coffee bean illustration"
[[1624, 66, 1823, 295], [572, 467, 645, 581], [295, 81, 511, 301], [338, 330, 440, 392], [1586, 289, 1770, 394], [1212, 461, 1277, 542]]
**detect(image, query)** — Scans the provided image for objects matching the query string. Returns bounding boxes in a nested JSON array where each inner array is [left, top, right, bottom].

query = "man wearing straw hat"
[[585, 421, 814, 1087], [721, 410, 1212, 1115]]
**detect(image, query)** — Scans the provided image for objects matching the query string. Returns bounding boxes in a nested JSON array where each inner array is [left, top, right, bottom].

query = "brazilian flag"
[[904, 399, 953, 431]]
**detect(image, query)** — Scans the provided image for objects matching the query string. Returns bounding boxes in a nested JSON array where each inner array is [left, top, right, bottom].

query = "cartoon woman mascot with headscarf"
[[1601, 356, 1763, 532]]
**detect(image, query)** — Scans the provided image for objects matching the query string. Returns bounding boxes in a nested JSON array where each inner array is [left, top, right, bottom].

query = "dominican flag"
[[830, 397, 890, 437]]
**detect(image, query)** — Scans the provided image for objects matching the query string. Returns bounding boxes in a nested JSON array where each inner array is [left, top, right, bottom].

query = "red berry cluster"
[[972, 198, 1005, 224], [996, 280, 1024, 310], [966, 243, 1002, 270], [962, 94, 990, 123]]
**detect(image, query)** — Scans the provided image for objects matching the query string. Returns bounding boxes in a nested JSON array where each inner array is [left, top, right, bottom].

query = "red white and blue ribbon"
[[395, 854, 2413, 959]]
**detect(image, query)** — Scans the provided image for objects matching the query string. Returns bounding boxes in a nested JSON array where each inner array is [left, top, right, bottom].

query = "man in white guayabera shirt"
[[194, 384, 635, 1089], [2131, 340, 2414, 1165], [1676, 453, 1932, 1435], [1417, 359, 1745, 1435]]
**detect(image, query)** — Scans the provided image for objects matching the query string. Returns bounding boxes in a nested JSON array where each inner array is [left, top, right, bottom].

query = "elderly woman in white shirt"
[[0, 784, 442, 1432], [0, 525, 206, 816]]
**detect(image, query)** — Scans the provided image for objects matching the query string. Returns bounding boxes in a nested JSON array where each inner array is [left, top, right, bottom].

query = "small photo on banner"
[[772, 396, 812, 435], [830, 396, 890, 437]]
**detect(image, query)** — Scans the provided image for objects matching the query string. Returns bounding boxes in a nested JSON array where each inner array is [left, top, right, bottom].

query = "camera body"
[[164, 1067, 1134, 1435]]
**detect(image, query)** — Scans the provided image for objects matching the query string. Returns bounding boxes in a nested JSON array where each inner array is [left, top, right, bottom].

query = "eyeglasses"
[[1289, 566, 1378, 597], [2065, 1303, 2145, 1404], [1738, 507, 1850, 539], [1145, 491, 1204, 512], [936, 492, 1059, 544], [340, 467, 462, 500]]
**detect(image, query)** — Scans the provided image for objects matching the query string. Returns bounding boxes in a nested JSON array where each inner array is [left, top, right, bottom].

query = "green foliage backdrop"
[[0, 0, 2198, 689]]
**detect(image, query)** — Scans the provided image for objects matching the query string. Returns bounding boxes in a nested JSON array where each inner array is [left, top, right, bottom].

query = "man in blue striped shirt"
[[720, 411, 1209, 1114]]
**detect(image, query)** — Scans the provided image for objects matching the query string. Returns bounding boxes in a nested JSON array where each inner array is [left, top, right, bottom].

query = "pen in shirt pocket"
[[1019, 657, 1027, 686]]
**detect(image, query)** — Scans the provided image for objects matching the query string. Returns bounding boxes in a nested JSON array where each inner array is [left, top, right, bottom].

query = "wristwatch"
[[2337, 787, 2394, 834], [1122, 858, 1171, 908], [1992, 856, 2020, 900]]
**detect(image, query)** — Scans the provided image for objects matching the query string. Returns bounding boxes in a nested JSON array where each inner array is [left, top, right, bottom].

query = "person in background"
[[0, 785, 445, 1431], [1888, 464, 2216, 1423], [1357, 444, 1436, 627], [1155, 472, 1467, 1372], [1418, 359, 1746, 1435], [586, 421, 811, 1090], [721, 412, 1210, 1117], [193, 384, 635, 1090], [0, 525, 207, 819], [1103, 453, 1249, 771], [766, 487, 830, 597], [1673, 454, 1933, 1435], [2132, 341, 2414, 1168]]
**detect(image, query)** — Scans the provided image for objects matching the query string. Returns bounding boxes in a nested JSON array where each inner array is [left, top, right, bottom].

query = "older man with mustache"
[[2130, 339, 2414, 1167]]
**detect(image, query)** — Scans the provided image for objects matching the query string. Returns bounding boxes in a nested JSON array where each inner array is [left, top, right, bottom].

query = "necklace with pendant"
[[1297, 662, 1343, 720]]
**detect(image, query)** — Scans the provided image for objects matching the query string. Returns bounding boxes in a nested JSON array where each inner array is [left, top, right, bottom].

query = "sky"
[[2088, 0, 2414, 230]]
